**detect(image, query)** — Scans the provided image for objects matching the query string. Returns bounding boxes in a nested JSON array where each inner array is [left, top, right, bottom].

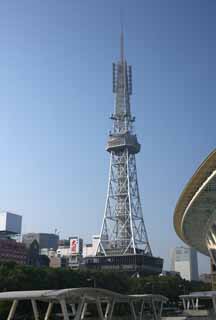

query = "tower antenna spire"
[[120, 12, 124, 62]]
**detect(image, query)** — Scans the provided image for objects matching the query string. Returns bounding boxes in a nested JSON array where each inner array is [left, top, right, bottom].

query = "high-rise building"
[[0, 211, 26, 265], [0, 211, 22, 235], [22, 233, 59, 250], [171, 246, 199, 281], [84, 32, 163, 275]]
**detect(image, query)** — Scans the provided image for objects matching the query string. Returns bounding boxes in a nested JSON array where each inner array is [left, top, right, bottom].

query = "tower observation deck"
[[84, 33, 163, 275]]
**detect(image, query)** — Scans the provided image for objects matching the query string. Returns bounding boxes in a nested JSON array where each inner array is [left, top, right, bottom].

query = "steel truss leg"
[[212, 297, 216, 313], [81, 302, 88, 320], [130, 301, 137, 320], [182, 298, 186, 309], [187, 299, 190, 310], [44, 302, 53, 320], [7, 300, 18, 320], [60, 299, 69, 320], [106, 299, 115, 320], [96, 298, 104, 320], [159, 302, 164, 318], [152, 300, 163, 320], [104, 302, 111, 319], [195, 298, 199, 310], [139, 300, 144, 320], [70, 303, 76, 316], [191, 299, 195, 309], [31, 300, 40, 320], [74, 297, 86, 320]]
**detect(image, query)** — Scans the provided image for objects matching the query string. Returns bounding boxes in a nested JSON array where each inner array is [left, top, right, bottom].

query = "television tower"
[[97, 32, 152, 257]]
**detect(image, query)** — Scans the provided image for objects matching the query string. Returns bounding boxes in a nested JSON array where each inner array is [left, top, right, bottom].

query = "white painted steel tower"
[[97, 33, 152, 257]]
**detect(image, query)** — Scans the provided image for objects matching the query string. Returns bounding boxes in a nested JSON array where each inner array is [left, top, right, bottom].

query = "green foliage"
[[0, 262, 212, 317], [128, 274, 211, 303]]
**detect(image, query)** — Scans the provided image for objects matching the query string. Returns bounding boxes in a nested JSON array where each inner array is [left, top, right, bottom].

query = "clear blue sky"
[[0, 1, 215, 273]]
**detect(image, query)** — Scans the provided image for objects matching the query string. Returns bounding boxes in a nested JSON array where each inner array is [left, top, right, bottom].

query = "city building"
[[84, 32, 163, 275], [57, 237, 83, 256], [49, 256, 61, 268], [0, 239, 27, 264], [83, 235, 100, 257], [22, 233, 59, 250], [0, 211, 26, 265], [40, 237, 84, 269], [69, 237, 83, 256], [26, 240, 50, 267], [0, 211, 22, 235], [173, 149, 216, 288], [26, 239, 40, 266], [58, 239, 70, 247], [57, 237, 83, 269], [171, 246, 199, 281]]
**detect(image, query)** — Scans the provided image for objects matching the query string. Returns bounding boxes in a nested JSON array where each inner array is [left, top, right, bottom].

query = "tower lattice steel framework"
[[97, 33, 152, 257]]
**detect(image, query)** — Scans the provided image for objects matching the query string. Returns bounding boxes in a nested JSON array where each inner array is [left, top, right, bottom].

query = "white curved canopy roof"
[[0, 287, 168, 303], [174, 149, 216, 255]]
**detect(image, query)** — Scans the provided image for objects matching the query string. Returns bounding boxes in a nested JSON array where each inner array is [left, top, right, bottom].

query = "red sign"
[[70, 239, 78, 254]]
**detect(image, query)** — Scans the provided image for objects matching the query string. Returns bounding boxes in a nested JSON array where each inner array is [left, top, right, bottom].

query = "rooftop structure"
[[86, 32, 163, 275], [0, 211, 22, 236], [174, 149, 216, 262]]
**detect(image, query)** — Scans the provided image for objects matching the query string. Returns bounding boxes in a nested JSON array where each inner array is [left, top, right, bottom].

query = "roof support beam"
[[152, 300, 165, 320], [187, 299, 190, 310], [152, 300, 158, 320], [139, 299, 144, 320], [70, 303, 76, 316], [44, 302, 53, 320], [106, 298, 116, 320], [7, 300, 18, 320], [74, 297, 86, 320], [60, 299, 69, 320], [130, 301, 137, 320], [81, 302, 88, 320], [96, 298, 104, 320], [192, 299, 195, 310], [104, 301, 111, 319], [31, 300, 39, 320], [212, 297, 216, 313], [159, 301, 164, 318], [195, 298, 199, 310]]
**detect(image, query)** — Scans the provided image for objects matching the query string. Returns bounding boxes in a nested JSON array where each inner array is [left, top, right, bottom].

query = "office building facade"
[[22, 233, 59, 250], [0, 239, 27, 264], [171, 246, 199, 281]]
